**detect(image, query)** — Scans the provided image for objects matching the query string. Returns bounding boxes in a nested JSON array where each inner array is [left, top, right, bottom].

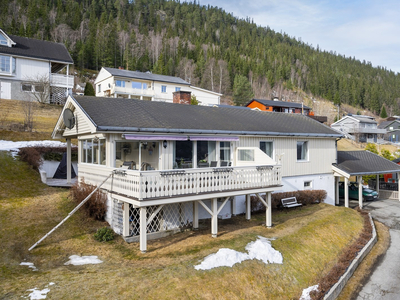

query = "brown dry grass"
[[0, 98, 62, 141]]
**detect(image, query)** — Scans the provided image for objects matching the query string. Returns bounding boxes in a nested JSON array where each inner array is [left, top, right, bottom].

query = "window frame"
[[296, 141, 309, 162], [304, 180, 312, 189], [131, 81, 142, 89], [115, 80, 125, 88], [0, 55, 15, 75], [260, 141, 274, 158], [21, 83, 32, 92], [161, 85, 167, 93]]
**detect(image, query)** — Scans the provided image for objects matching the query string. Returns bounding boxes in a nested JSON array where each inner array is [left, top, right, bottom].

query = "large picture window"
[[297, 141, 308, 161], [132, 81, 142, 89], [260, 141, 273, 158], [116, 80, 125, 87]]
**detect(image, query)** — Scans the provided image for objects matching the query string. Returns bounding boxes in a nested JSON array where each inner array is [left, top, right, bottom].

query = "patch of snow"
[[194, 248, 249, 270], [64, 255, 103, 266], [246, 236, 283, 264], [0, 140, 68, 152], [20, 262, 38, 271], [194, 236, 283, 271], [25, 283, 54, 300], [299, 284, 319, 300]]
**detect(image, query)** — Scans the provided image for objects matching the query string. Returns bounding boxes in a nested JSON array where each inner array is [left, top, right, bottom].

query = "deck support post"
[[140, 207, 147, 253], [376, 174, 380, 197], [344, 177, 349, 208], [123, 202, 130, 237], [193, 201, 199, 230], [358, 176, 363, 209], [211, 198, 218, 238], [398, 172, 400, 202], [335, 177, 339, 205], [266, 192, 272, 228], [231, 197, 236, 216], [246, 194, 251, 220], [66, 138, 71, 184]]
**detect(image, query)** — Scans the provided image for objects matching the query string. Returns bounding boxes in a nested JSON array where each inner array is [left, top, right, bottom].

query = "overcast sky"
[[204, 0, 400, 74]]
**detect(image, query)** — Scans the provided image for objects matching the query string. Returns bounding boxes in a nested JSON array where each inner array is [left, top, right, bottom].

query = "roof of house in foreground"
[[103, 67, 190, 85], [334, 151, 400, 176], [0, 33, 73, 63], [71, 96, 342, 137]]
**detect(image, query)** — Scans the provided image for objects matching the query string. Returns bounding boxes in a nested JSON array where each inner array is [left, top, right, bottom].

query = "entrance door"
[[0, 81, 11, 99]]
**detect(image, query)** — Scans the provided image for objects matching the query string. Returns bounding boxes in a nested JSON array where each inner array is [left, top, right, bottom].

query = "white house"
[[52, 95, 342, 252], [94, 67, 221, 105], [331, 114, 386, 143], [0, 29, 74, 104]]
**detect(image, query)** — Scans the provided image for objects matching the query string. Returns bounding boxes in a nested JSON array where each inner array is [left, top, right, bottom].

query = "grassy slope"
[[0, 151, 365, 299]]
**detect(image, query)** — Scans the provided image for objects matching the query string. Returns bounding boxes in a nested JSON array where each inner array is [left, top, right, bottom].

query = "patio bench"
[[281, 197, 302, 210]]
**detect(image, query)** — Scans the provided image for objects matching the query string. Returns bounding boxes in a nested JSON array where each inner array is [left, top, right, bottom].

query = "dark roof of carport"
[[334, 151, 400, 176]]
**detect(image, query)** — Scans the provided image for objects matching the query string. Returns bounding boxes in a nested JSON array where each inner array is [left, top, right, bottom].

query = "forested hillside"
[[1, 0, 400, 113]]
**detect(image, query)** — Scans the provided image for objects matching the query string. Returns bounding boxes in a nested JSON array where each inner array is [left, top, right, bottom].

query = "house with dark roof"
[[0, 29, 74, 104], [331, 115, 386, 143], [94, 67, 221, 105], [53, 95, 342, 251], [378, 119, 400, 143]]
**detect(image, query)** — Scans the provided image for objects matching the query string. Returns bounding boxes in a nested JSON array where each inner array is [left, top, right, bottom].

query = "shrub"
[[18, 147, 42, 171], [94, 227, 114, 242], [69, 179, 107, 220], [251, 190, 327, 212]]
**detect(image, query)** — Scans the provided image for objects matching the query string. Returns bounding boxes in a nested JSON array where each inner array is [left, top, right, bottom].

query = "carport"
[[332, 151, 400, 209]]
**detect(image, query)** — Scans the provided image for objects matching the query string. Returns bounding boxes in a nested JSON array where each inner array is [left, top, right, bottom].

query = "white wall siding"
[[17, 58, 49, 80], [238, 136, 336, 177]]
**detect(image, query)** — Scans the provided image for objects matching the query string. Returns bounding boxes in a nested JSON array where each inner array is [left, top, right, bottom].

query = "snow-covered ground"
[[64, 255, 103, 266], [299, 284, 319, 300], [25, 283, 55, 300], [0, 140, 69, 153], [194, 236, 283, 270], [20, 262, 38, 271]]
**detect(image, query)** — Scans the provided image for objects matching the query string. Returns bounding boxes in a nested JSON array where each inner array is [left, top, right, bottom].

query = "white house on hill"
[[0, 29, 74, 104], [94, 67, 221, 105], [53, 95, 342, 252]]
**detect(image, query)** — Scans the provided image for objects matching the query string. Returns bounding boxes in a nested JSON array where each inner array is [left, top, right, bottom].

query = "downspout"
[[335, 137, 342, 164]]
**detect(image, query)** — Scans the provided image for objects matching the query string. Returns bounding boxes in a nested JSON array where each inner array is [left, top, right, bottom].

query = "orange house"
[[246, 98, 313, 115]]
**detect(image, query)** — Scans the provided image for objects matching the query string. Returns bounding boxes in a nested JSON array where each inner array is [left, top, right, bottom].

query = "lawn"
[[0, 150, 367, 299]]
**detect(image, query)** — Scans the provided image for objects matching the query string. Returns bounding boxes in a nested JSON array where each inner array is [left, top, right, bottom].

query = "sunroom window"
[[0, 55, 16, 74], [81, 138, 106, 165]]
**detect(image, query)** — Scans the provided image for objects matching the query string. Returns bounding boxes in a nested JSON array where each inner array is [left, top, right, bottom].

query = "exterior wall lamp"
[[163, 140, 167, 148]]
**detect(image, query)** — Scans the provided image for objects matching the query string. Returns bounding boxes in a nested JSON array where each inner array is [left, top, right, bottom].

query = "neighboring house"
[[0, 29, 74, 104], [52, 95, 341, 251], [94, 67, 221, 105], [378, 119, 400, 143], [246, 98, 328, 123], [331, 115, 386, 143]]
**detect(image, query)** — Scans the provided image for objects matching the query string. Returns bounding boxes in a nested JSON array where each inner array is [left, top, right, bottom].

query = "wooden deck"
[[46, 178, 77, 188]]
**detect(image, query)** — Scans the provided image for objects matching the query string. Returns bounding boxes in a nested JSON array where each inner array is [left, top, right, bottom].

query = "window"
[[304, 181, 312, 189], [220, 142, 231, 162], [21, 83, 32, 92], [81, 139, 106, 165], [0, 55, 15, 74], [34, 85, 44, 93], [260, 141, 273, 158], [175, 87, 181, 92], [297, 141, 308, 161], [161, 85, 167, 93], [238, 149, 254, 161], [97, 84, 101, 93], [142, 83, 147, 89], [0, 34, 7, 46], [116, 80, 125, 87], [132, 81, 141, 89]]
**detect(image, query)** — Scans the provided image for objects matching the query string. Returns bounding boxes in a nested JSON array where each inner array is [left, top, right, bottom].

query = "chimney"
[[118, 66, 124, 70], [173, 91, 192, 105]]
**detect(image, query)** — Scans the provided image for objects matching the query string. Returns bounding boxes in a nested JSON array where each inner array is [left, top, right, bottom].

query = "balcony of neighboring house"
[[347, 127, 387, 135], [111, 81, 155, 99]]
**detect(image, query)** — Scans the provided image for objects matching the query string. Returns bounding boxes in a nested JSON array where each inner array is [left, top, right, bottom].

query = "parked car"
[[339, 182, 378, 201]]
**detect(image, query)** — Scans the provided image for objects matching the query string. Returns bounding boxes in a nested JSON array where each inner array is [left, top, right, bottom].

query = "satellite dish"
[[63, 108, 75, 129]]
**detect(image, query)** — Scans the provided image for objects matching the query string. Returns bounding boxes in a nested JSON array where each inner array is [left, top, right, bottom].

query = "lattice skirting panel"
[[129, 203, 193, 236], [50, 86, 68, 105], [112, 199, 124, 235]]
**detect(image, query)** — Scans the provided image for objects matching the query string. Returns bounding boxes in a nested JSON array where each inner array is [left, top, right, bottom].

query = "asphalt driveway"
[[356, 199, 400, 299]]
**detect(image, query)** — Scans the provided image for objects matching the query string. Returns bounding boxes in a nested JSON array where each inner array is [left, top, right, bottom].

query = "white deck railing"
[[50, 73, 74, 88], [79, 165, 281, 200]]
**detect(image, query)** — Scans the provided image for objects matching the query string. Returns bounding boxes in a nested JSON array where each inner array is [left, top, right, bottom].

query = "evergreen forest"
[[1, 0, 400, 113]]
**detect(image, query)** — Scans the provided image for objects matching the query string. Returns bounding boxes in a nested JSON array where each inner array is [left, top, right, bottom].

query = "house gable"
[[52, 95, 97, 139], [0, 29, 16, 47]]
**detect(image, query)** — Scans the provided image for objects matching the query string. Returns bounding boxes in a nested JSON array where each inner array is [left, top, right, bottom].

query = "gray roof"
[[334, 151, 400, 175], [350, 115, 377, 124], [104, 67, 189, 85], [249, 99, 311, 110], [73, 96, 342, 137], [0, 33, 73, 64]]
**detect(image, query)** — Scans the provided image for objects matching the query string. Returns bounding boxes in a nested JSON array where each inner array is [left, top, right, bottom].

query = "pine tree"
[[233, 75, 254, 106], [380, 105, 388, 118], [84, 82, 95, 96]]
